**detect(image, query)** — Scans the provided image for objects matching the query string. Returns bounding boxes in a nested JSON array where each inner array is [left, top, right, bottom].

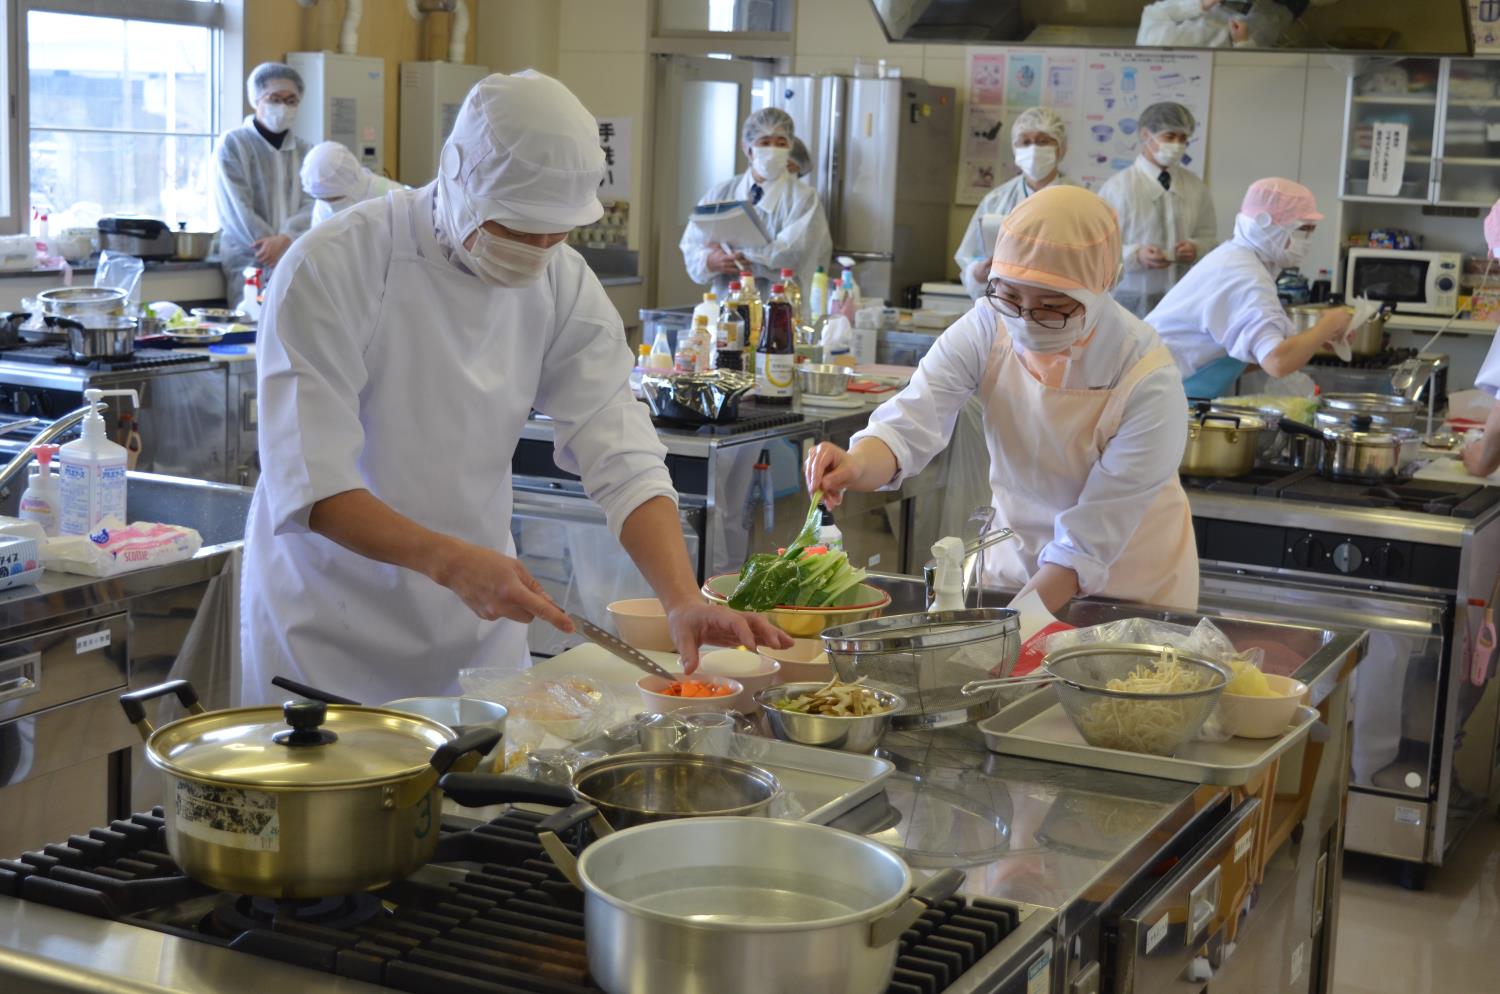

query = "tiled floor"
[[1333, 815, 1500, 994]]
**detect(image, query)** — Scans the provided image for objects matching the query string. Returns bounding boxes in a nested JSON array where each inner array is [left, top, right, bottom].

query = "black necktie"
[[1158, 169, 1172, 192], [750, 183, 763, 205]]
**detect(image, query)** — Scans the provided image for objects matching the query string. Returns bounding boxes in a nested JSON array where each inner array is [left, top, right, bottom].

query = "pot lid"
[[1320, 392, 1416, 414], [1325, 414, 1400, 445], [147, 701, 455, 788], [1188, 405, 1267, 432]]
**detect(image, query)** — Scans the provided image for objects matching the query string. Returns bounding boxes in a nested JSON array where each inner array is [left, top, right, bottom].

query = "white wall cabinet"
[[1341, 57, 1500, 208]]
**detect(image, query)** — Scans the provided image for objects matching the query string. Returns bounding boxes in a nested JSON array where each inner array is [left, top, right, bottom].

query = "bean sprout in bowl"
[[1044, 644, 1230, 756]]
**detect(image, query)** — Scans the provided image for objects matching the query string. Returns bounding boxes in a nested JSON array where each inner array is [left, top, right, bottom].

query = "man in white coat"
[[679, 108, 832, 298], [1097, 101, 1217, 317], [240, 71, 789, 705], [953, 107, 1077, 300]]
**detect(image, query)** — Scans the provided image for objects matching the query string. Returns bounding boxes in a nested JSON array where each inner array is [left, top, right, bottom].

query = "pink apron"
[[977, 328, 1200, 611]]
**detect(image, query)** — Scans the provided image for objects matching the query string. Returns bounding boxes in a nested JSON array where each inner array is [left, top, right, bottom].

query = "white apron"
[[978, 329, 1199, 611], [238, 193, 532, 706]]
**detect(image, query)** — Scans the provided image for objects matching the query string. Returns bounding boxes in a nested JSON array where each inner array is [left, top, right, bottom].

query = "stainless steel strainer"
[[821, 609, 1020, 730]]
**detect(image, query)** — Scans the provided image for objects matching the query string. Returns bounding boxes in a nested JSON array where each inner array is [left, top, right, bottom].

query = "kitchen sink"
[[0, 470, 252, 547]]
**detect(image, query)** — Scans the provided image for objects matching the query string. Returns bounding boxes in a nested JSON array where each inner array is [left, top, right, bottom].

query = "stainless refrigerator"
[[773, 75, 957, 306]]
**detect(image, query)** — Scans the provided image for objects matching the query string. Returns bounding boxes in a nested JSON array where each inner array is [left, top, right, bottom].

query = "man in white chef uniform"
[[679, 108, 832, 298], [1097, 101, 1217, 317], [240, 71, 789, 705]]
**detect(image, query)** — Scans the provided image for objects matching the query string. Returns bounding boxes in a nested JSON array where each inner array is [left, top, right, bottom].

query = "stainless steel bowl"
[[1044, 644, 1230, 756], [822, 609, 1021, 730], [36, 286, 127, 321], [173, 230, 217, 262], [191, 307, 247, 325], [571, 753, 782, 828], [755, 682, 905, 753], [795, 363, 853, 397]]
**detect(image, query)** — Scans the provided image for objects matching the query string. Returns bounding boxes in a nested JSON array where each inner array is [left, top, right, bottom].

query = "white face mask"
[[1014, 145, 1057, 185], [751, 145, 790, 182], [1280, 229, 1312, 269], [259, 102, 298, 134], [468, 229, 561, 288], [1000, 309, 1087, 355], [1150, 140, 1186, 168]]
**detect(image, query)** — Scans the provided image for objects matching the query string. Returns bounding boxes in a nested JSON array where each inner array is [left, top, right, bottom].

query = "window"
[[25, 2, 222, 229]]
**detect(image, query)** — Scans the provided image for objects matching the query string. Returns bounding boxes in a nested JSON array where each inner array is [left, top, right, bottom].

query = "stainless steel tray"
[[978, 690, 1321, 786], [580, 728, 896, 825]]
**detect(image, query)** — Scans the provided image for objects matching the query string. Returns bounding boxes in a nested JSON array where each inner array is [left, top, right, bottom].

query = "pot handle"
[[270, 675, 361, 706], [427, 728, 502, 777], [119, 679, 207, 740], [436, 772, 611, 889], [1278, 417, 1326, 440], [868, 868, 966, 948]]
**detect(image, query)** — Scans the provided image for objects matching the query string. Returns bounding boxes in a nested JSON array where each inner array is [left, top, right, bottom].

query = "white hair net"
[[1011, 107, 1068, 147], [436, 70, 605, 237], [300, 142, 364, 200], [247, 62, 304, 105], [1139, 101, 1195, 136], [742, 108, 795, 149], [789, 137, 812, 176]]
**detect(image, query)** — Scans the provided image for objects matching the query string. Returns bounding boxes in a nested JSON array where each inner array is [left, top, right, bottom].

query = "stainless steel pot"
[[517, 808, 966, 994], [1280, 416, 1422, 482], [1293, 305, 1387, 357], [439, 752, 783, 831], [120, 679, 501, 899], [1180, 405, 1270, 478], [0, 311, 27, 349], [49, 315, 135, 360], [35, 285, 127, 321], [173, 228, 216, 261], [1319, 392, 1418, 429]]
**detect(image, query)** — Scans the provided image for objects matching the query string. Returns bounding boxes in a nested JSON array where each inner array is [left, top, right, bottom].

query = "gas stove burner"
[[1307, 346, 1417, 370], [203, 892, 387, 939]]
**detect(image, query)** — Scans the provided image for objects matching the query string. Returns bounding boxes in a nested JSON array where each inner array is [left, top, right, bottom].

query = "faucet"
[[923, 507, 1016, 610], [0, 404, 96, 495]]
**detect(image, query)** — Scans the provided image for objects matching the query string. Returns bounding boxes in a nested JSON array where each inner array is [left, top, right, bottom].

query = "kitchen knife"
[[571, 614, 677, 681]]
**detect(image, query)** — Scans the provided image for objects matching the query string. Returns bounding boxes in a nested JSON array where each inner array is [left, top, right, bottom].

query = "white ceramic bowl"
[[637, 673, 743, 715], [1217, 674, 1309, 739], [759, 638, 833, 684], [694, 648, 781, 711], [606, 597, 675, 652]]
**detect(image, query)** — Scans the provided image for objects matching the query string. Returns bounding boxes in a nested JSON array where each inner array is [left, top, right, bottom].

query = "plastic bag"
[[458, 666, 624, 768], [1042, 616, 1266, 742], [94, 251, 144, 313]]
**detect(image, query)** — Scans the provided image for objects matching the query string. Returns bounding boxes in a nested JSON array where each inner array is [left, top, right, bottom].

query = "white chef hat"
[[300, 142, 364, 200], [438, 71, 605, 235]]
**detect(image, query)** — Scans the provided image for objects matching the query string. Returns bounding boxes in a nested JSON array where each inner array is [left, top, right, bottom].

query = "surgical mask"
[[1000, 309, 1087, 355], [259, 102, 297, 134], [1151, 140, 1186, 167], [751, 146, 790, 181], [1014, 145, 1057, 185], [468, 229, 561, 288], [1281, 230, 1311, 268]]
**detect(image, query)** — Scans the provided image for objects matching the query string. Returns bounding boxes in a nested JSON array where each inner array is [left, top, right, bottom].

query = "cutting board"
[[1413, 456, 1500, 486]]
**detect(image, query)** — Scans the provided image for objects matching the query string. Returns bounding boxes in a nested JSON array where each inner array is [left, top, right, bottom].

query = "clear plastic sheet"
[[94, 251, 144, 314], [458, 665, 626, 769], [1043, 617, 1266, 742]]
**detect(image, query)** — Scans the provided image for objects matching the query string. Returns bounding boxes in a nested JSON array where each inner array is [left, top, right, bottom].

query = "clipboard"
[[690, 200, 772, 249]]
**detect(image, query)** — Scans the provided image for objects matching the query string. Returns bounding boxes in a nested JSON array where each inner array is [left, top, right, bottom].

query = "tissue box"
[[0, 535, 43, 591]]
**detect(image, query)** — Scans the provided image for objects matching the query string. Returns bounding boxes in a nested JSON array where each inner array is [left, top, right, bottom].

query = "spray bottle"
[[58, 388, 139, 536], [18, 445, 61, 536]]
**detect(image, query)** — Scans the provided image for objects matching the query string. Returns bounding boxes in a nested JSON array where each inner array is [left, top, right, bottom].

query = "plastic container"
[[779, 267, 804, 325], [686, 313, 713, 373], [648, 328, 674, 370], [818, 508, 844, 553], [58, 388, 138, 536], [756, 283, 796, 405], [692, 292, 719, 333], [809, 266, 830, 320], [18, 444, 61, 537], [239, 269, 263, 322], [716, 306, 745, 372]]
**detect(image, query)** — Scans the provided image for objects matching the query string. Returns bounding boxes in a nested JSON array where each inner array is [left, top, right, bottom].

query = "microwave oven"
[[1345, 249, 1462, 315]]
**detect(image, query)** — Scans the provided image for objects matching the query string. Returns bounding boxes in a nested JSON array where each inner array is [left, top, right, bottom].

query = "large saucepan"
[[1180, 403, 1273, 478], [120, 679, 501, 899], [1292, 304, 1389, 357], [440, 777, 966, 994], [1280, 415, 1423, 482]]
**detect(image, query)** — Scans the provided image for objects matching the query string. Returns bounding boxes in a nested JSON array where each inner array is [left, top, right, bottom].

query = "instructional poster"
[[957, 47, 1213, 204]]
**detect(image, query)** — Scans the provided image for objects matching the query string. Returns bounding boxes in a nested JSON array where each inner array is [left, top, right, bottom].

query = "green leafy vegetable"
[[727, 492, 870, 611]]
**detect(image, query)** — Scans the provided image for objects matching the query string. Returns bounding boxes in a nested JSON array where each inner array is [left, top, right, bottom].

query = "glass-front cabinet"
[[1341, 57, 1500, 207]]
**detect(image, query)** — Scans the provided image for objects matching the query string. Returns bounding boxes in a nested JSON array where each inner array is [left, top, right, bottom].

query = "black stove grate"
[[0, 346, 205, 372], [651, 407, 806, 436], [1306, 346, 1417, 370], [1181, 466, 1500, 519], [1, 807, 1020, 994]]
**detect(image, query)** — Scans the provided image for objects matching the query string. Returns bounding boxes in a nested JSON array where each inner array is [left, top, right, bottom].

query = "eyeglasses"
[[983, 281, 1083, 329]]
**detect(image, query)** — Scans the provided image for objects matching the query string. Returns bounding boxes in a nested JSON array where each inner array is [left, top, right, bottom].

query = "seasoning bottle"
[[779, 267, 804, 325], [756, 283, 796, 405], [716, 306, 745, 372]]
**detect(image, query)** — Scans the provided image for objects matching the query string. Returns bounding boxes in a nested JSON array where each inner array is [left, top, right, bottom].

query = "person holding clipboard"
[[679, 108, 832, 298]]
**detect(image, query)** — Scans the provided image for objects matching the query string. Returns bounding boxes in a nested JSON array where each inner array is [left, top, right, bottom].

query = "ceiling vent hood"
[[865, 0, 1477, 55]]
